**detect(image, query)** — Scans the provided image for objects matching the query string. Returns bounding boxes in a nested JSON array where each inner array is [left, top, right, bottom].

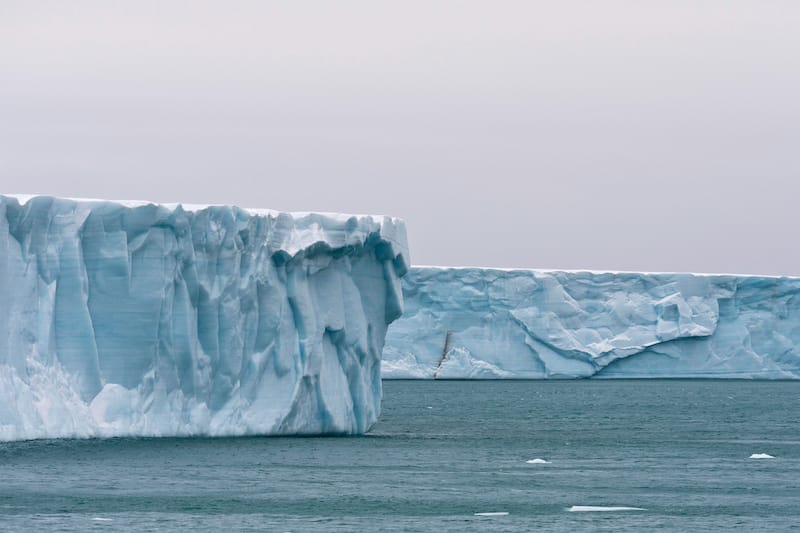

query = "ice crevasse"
[[383, 267, 800, 379], [0, 195, 408, 440]]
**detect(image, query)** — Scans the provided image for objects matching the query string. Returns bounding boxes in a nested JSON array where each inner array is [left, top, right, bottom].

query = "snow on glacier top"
[[2, 194, 409, 269], [3, 193, 403, 223], [412, 264, 799, 281]]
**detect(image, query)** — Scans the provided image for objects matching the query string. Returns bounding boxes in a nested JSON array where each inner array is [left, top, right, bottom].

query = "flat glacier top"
[[4, 194, 403, 224], [413, 264, 800, 280], [2, 194, 409, 267]]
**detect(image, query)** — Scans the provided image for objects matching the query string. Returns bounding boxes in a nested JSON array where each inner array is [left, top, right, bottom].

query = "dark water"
[[1, 380, 799, 531]]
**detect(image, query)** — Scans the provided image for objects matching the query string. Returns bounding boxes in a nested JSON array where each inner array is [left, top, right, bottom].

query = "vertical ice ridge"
[[0, 195, 408, 440]]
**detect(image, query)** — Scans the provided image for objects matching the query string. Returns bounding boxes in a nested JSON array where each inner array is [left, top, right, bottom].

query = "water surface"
[[1, 380, 798, 531]]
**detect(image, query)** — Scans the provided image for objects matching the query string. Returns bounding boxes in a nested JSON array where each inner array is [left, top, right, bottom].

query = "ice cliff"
[[383, 267, 800, 379], [0, 195, 408, 440]]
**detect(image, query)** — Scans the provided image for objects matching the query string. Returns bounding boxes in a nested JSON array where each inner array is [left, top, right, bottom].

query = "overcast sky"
[[1, 1, 798, 275]]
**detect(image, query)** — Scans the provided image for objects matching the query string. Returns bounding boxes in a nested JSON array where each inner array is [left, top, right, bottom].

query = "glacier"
[[0, 194, 408, 440], [383, 267, 800, 379]]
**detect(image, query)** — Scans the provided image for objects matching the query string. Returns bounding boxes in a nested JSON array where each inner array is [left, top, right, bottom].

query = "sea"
[[1, 380, 798, 532]]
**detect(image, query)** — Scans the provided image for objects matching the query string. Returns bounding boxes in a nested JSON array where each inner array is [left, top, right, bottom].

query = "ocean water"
[[1, 380, 799, 531]]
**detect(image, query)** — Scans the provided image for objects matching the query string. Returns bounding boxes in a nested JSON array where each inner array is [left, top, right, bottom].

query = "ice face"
[[383, 267, 800, 379], [0, 195, 408, 440]]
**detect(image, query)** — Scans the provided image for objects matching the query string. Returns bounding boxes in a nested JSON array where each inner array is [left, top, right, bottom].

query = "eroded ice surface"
[[383, 267, 800, 379], [0, 195, 408, 440]]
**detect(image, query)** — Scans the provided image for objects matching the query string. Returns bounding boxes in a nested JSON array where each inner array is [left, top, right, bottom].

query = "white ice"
[[384, 267, 800, 379], [0, 195, 409, 440]]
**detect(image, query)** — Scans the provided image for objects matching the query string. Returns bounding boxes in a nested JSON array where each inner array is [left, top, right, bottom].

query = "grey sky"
[[2, 1, 799, 275]]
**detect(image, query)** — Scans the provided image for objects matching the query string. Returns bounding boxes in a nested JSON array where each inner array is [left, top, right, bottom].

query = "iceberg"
[[383, 267, 800, 379], [0, 195, 408, 440]]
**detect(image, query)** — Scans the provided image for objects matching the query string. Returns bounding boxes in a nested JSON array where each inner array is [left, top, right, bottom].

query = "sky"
[[1, 1, 799, 275]]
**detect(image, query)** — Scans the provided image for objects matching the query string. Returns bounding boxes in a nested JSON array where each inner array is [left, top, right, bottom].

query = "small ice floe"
[[526, 458, 551, 464], [568, 506, 645, 512], [474, 512, 509, 517], [92, 517, 113, 522], [749, 453, 775, 459]]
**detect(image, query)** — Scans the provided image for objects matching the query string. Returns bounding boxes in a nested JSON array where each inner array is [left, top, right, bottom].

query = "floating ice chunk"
[[568, 506, 645, 512], [526, 458, 551, 464], [474, 512, 509, 516], [749, 453, 775, 459]]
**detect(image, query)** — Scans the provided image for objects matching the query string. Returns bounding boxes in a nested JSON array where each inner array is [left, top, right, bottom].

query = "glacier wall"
[[0, 195, 408, 440], [383, 267, 800, 379]]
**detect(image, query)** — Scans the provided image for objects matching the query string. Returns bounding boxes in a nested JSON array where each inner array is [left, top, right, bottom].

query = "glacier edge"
[[0, 194, 408, 441], [383, 267, 800, 379]]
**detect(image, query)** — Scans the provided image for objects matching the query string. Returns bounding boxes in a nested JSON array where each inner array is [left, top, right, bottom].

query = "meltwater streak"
[[1, 380, 797, 532]]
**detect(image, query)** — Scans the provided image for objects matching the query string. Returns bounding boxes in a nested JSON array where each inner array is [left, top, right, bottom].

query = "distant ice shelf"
[[0, 195, 408, 440], [382, 267, 800, 379]]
